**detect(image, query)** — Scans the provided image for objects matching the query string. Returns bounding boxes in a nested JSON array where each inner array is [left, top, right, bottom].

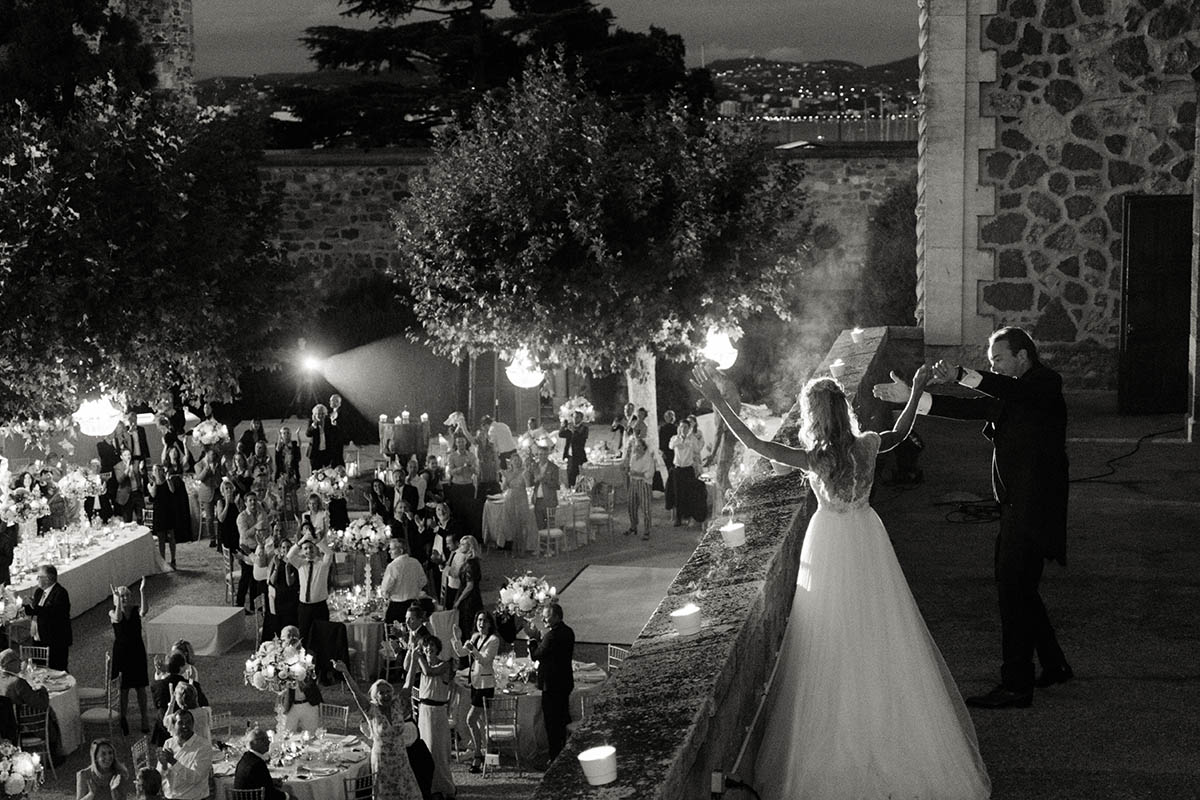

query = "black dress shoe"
[[1035, 662, 1074, 688], [965, 685, 1033, 709]]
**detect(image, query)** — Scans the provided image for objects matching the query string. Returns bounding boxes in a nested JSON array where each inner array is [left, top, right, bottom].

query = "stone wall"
[[121, 0, 195, 96]]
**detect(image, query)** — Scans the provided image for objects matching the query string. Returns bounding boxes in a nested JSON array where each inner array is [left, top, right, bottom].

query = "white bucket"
[[670, 603, 701, 636], [720, 521, 746, 548], [578, 745, 617, 785]]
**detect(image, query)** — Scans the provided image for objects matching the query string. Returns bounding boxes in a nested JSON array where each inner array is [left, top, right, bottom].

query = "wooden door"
[[1119, 195, 1192, 414]]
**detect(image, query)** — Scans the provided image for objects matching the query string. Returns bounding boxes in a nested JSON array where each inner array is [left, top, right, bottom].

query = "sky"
[[192, 0, 918, 78]]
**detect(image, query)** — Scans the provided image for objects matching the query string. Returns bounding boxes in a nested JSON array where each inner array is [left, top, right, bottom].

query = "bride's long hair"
[[798, 377, 861, 490]]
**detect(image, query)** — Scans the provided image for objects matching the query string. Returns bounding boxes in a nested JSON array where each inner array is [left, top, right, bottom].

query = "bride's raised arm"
[[877, 364, 931, 453], [690, 365, 810, 470]]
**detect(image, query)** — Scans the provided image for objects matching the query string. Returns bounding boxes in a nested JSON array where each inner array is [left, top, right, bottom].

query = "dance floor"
[[557, 564, 679, 645]]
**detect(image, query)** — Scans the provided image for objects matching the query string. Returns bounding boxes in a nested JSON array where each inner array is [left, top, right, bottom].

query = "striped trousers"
[[628, 478, 653, 535]]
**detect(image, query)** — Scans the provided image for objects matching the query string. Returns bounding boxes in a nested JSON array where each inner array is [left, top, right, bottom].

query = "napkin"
[[213, 763, 235, 777]]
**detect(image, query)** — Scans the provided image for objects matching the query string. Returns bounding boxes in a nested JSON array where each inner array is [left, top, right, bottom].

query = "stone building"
[[918, 0, 1200, 427], [116, 0, 195, 95]]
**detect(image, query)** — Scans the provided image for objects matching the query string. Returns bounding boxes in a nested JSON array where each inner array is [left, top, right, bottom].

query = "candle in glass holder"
[[669, 603, 701, 636], [851, 327, 865, 344], [720, 521, 746, 547], [829, 358, 847, 378]]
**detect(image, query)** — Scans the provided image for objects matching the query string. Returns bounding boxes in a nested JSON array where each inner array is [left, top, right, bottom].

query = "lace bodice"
[[804, 432, 880, 512]]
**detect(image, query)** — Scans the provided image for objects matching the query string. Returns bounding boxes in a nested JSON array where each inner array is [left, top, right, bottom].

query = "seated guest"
[[279, 625, 302, 649], [76, 737, 130, 800], [169, 641, 200, 683], [280, 676, 322, 734], [134, 768, 163, 800], [234, 726, 289, 800], [163, 682, 211, 745], [24, 563, 71, 670], [301, 495, 328, 537], [0, 648, 49, 744], [380, 538, 427, 625], [156, 710, 211, 800], [150, 654, 208, 747], [363, 479, 394, 524]]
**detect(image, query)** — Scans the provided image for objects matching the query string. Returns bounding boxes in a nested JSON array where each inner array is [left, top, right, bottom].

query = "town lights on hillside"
[[505, 347, 545, 389], [702, 328, 738, 370]]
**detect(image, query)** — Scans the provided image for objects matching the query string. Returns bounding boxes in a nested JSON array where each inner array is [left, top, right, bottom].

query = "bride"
[[692, 364, 990, 800]]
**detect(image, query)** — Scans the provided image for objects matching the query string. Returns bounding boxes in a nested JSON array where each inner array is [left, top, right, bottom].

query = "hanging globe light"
[[73, 397, 123, 437], [702, 328, 739, 370], [505, 348, 545, 389]]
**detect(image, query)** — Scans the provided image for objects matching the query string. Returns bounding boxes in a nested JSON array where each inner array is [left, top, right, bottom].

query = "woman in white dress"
[[692, 364, 990, 800]]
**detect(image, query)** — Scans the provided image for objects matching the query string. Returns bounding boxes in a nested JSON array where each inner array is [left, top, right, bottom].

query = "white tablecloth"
[[482, 492, 590, 552], [28, 670, 81, 756], [214, 743, 370, 800], [11, 525, 165, 617], [144, 605, 246, 656]]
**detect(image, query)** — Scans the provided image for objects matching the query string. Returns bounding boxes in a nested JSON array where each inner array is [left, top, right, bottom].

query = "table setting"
[[22, 665, 81, 756], [213, 730, 370, 800], [327, 589, 386, 681]]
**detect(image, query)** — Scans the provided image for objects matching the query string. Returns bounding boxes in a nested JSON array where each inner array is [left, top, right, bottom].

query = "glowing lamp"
[[301, 354, 322, 373], [577, 745, 617, 785], [73, 397, 122, 437], [702, 328, 738, 370], [505, 348, 545, 389]]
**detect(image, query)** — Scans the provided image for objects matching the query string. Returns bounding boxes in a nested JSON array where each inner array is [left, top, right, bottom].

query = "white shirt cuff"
[[917, 392, 932, 415], [960, 367, 983, 388]]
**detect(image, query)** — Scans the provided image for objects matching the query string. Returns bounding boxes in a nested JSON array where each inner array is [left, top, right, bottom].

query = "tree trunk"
[[625, 347, 659, 465]]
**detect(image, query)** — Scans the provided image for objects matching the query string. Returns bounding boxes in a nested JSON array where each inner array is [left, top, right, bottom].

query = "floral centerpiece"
[[497, 571, 557, 618], [56, 468, 103, 503], [0, 588, 22, 626], [557, 396, 595, 423], [244, 637, 315, 694], [332, 516, 390, 556], [0, 740, 42, 799], [191, 419, 230, 447], [305, 467, 349, 504], [0, 488, 49, 527]]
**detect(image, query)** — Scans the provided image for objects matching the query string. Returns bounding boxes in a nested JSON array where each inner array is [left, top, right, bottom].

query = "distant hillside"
[[707, 55, 918, 83], [196, 68, 431, 107]]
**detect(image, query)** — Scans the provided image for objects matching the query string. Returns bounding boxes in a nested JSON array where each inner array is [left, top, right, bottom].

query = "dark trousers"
[[542, 690, 571, 760], [235, 562, 262, 608], [566, 458, 584, 490], [385, 599, 414, 625], [297, 600, 329, 648], [995, 507, 1066, 692], [34, 639, 68, 671]]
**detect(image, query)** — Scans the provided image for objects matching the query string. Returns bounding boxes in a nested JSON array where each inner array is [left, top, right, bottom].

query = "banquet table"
[[10, 523, 165, 617], [481, 491, 591, 553], [26, 667, 80, 756], [213, 734, 370, 800], [144, 605, 247, 656], [328, 612, 385, 682], [579, 458, 627, 491], [452, 658, 607, 762]]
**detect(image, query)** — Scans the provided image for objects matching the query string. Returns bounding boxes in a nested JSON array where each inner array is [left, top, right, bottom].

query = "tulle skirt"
[[755, 505, 991, 799]]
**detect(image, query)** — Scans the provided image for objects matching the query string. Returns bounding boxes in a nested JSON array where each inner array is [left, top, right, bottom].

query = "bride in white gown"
[[693, 364, 990, 800]]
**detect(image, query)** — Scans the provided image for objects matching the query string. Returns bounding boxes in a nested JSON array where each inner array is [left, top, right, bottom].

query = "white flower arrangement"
[[305, 467, 349, 503], [244, 637, 315, 694], [0, 739, 42, 798], [191, 419, 230, 446], [496, 571, 557, 618], [55, 468, 103, 503], [0, 487, 49, 526], [332, 515, 390, 555], [558, 396, 595, 423], [0, 587, 22, 626]]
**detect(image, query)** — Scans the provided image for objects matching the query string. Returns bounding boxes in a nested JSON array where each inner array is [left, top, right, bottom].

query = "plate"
[[502, 687, 529, 695], [304, 767, 339, 777]]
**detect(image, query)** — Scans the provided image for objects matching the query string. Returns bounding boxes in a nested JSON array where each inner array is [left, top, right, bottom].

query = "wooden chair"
[[319, 703, 350, 733], [565, 692, 595, 735], [607, 644, 630, 672], [410, 686, 421, 725], [343, 773, 373, 800], [378, 623, 406, 683], [482, 695, 521, 777], [224, 789, 265, 800], [80, 652, 120, 738], [536, 507, 565, 557], [17, 705, 54, 779], [588, 482, 616, 541], [77, 650, 111, 708], [131, 736, 151, 771], [18, 646, 48, 667], [330, 553, 355, 589]]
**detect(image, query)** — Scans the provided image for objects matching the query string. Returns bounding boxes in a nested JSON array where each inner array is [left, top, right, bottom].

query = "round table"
[[328, 614, 384, 682], [26, 668, 80, 756], [213, 738, 370, 800]]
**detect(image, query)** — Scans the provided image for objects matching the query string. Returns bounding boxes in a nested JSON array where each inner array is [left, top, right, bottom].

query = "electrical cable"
[[724, 775, 762, 799], [1068, 425, 1184, 483]]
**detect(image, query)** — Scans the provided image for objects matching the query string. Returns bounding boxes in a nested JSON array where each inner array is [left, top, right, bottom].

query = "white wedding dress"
[[755, 431, 990, 799]]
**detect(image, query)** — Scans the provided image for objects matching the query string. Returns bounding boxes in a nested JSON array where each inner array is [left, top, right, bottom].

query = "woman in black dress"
[[262, 532, 299, 643], [148, 465, 177, 568], [110, 580, 151, 735], [215, 478, 242, 599], [163, 446, 194, 543]]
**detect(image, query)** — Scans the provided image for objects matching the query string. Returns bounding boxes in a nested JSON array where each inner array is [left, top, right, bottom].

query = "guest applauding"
[[238, 419, 267, 460], [331, 665, 424, 800], [422, 455, 444, 503], [156, 710, 211, 800], [77, 738, 130, 800], [446, 535, 483, 641], [558, 411, 588, 489], [380, 539, 426, 625], [301, 495, 328, 537], [24, 564, 71, 670], [403, 457, 427, 511], [306, 404, 331, 472], [527, 603, 575, 760], [263, 534, 299, 643], [148, 466, 177, 568], [526, 445, 560, 524], [274, 427, 301, 536], [280, 676, 322, 734], [464, 611, 500, 773], [194, 450, 220, 548], [135, 768, 163, 800], [163, 682, 211, 746], [413, 637, 456, 799], [110, 581, 151, 735], [364, 479, 393, 524], [249, 440, 274, 500], [234, 726, 289, 800], [667, 417, 708, 527], [115, 448, 145, 524], [287, 531, 334, 647], [236, 494, 267, 614], [626, 437, 655, 540]]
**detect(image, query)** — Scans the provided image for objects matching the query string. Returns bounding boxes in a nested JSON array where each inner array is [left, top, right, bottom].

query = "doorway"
[[1119, 194, 1192, 414]]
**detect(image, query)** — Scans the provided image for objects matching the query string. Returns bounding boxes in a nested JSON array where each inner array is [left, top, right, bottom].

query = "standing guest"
[[248, 440, 274, 501], [169, 641, 201, 684], [149, 654, 189, 747], [38, 467, 66, 533], [162, 446, 194, 544], [331, 666, 424, 800], [97, 427, 122, 521], [526, 603, 575, 760], [461, 420, 501, 499], [655, 410, 677, 493], [156, 710, 211, 800], [667, 418, 707, 527], [403, 457, 427, 511], [306, 404, 331, 472], [233, 726, 289, 800], [380, 538, 426, 625], [280, 676, 323, 734], [0, 648, 49, 744], [558, 411, 589, 489], [626, 437, 655, 540], [463, 611, 501, 773], [422, 455, 444, 504], [0, 522, 17, 587], [110, 581, 152, 735], [326, 467, 351, 531], [125, 413, 152, 472], [364, 479, 394, 524], [114, 448, 145, 524], [413, 636, 456, 799], [448, 535, 482, 641], [274, 426, 302, 537], [237, 420, 267, 460], [236, 493, 268, 615], [263, 533, 299, 643], [147, 465, 177, 568], [24, 564, 71, 670], [326, 394, 346, 468], [135, 768, 163, 800], [215, 478, 240, 574], [194, 449, 220, 548], [444, 434, 477, 529], [76, 738, 130, 800], [287, 532, 334, 648], [301, 495, 329, 537], [482, 415, 518, 469], [610, 402, 636, 454], [500, 454, 537, 553], [526, 445, 560, 526]]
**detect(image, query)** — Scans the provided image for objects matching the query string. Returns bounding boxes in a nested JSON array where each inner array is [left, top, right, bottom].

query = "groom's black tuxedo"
[[927, 361, 1069, 692]]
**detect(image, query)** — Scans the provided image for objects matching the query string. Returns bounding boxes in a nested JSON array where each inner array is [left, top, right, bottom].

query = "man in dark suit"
[[874, 326, 1071, 709], [234, 726, 289, 800], [95, 430, 122, 522], [558, 411, 589, 489], [527, 602, 575, 760], [306, 404, 330, 472], [23, 565, 71, 671], [326, 394, 345, 468]]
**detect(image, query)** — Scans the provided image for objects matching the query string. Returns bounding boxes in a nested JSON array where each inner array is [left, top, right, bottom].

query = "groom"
[[873, 326, 1071, 709]]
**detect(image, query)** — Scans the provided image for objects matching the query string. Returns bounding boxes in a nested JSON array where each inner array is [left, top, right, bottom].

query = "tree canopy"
[[292, 0, 711, 146], [396, 56, 811, 377]]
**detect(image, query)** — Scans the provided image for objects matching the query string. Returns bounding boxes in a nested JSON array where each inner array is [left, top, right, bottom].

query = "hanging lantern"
[[505, 347, 545, 389], [73, 397, 123, 437], [702, 328, 739, 370]]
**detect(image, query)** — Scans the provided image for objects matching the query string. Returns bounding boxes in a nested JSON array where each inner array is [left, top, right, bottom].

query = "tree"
[[395, 55, 811, 386], [851, 180, 918, 325], [0, 78, 319, 426]]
